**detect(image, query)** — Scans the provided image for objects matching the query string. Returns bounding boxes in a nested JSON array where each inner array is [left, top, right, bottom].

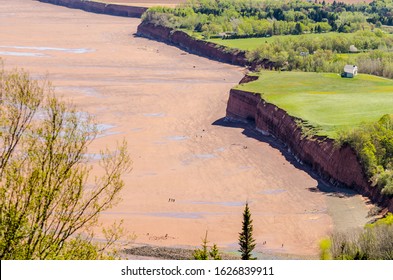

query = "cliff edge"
[[226, 87, 393, 212]]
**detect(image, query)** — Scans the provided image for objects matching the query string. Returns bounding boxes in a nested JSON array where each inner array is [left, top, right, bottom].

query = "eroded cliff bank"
[[38, 0, 147, 17], [137, 22, 248, 66], [227, 87, 393, 212]]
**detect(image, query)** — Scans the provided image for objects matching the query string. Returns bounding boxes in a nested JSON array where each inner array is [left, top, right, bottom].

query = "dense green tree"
[[337, 114, 393, 195], [193, 231, 222, 260], [238, 202, 256, 260], [144, 0, 393, 37]]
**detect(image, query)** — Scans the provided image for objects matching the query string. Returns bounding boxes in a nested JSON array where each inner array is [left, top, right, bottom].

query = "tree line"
[[142, 1, 393, 78], [142, 0, 393, 39], [336, 114, 393, 196]]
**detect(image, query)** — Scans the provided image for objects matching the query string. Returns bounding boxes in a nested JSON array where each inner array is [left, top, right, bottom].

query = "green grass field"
[[208, 32, 344, 51], [235, 71, 393, 138]]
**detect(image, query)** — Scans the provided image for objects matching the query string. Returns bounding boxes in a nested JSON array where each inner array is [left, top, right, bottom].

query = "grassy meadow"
[[208, 32, 344, 51], [235, 71, 393, 138]]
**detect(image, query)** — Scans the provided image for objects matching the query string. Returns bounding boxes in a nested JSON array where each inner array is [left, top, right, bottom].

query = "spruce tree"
[[193, 231, 209, 260], [193, 231, 222, 260], [238, 202, 256, 260]]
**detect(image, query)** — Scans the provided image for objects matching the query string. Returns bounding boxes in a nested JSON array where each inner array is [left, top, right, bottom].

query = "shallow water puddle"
[[148, 212, 204, 219], [215, 147, 226, 152], [259, 189, 287, 195], [182, 153, 217, 165], [97, 123, 115, 131], [95, 123, 123, 138], [0, 51, 47, 57], [185, 200, 245, 207], [194, 154, 216, 159], [136, 171, 158, 178], [143, 112, 165, 117], [166, 135, 188, 141], [56, 86, 103, 98], [84, 153, 105, 161], [0, 45, 94, 54]]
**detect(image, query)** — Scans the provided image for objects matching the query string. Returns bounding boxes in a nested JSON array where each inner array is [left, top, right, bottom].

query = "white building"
[[342, 65, 358, 78]]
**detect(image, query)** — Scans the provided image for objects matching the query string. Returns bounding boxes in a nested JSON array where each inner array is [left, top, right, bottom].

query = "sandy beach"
[[0, 0, 372, 258]]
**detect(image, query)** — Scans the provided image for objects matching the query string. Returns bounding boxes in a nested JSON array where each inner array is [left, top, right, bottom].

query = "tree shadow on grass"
[[212, 117, 359, 198]]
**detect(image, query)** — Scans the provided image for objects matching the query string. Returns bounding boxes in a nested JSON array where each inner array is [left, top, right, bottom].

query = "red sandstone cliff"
[[38, 0, 147, 18], [227, 88, 393, 212], [137, 22, 248, 66]]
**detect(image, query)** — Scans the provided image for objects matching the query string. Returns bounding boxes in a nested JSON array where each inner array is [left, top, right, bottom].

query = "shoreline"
[[122, 244, 318, 260], [38, 0, 148, 17]]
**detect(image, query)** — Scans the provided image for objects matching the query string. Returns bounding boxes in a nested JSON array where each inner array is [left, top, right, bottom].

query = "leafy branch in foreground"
[[0, 67, 132, 259]]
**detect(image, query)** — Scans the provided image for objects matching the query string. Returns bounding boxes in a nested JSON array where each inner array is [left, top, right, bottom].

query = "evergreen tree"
[[210, 244, 222, 260], [238, 202, 256, 260], [193, 231, 222, 260]]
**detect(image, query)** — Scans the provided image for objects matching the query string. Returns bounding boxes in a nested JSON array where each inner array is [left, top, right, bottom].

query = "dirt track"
[[0, 0, 371, 258]]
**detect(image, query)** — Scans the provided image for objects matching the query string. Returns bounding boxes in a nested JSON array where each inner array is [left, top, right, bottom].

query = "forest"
[[143, 0, 393, 37]]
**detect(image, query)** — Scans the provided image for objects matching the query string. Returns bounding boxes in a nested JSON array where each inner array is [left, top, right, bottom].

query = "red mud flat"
[[37, 0, 184, 17], [101, 0, 186, 7], [38, 0, 148, 17], [0, 0, 372, 258]]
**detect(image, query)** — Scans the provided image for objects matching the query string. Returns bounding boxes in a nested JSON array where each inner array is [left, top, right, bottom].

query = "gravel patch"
[[123, 245, 240, 260]]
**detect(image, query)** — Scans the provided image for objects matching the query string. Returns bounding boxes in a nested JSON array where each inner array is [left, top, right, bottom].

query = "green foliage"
[[337, 114, 393, 195], [143, 0, 393, 38], [212, 30, 393, 74], [193, 231, 222, 260], [209, 244, 222, 260], [366, 213, 393, 228], [0, 68, 132, 259], [142, 1, 393, 79], [319, 238, 332, 260], [193, 247, 209, 260], [238, 202, 256, 260], [327, 215, 393, 259]]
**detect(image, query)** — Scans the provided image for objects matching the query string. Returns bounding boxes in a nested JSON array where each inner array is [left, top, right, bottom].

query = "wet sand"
[[0, 0, 371, 257]]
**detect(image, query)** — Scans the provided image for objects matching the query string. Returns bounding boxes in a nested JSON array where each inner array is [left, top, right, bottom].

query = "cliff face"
[[38, 0, 147, 18], [137, 22, 248, 66], [227, 88, 393, 212]]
